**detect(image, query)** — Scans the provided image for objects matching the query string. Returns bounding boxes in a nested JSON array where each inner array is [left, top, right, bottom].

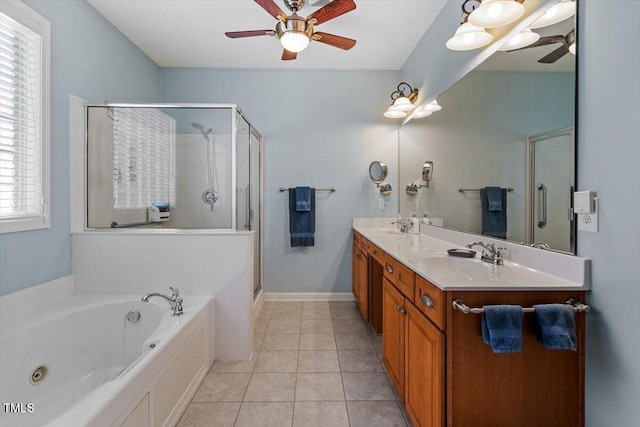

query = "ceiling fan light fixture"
[[498, 28, 541, 51], [529, 0, 576, 29], [446, 22, 493, 51], [280, 31, 310, 52], [468, 0, 525, 29]]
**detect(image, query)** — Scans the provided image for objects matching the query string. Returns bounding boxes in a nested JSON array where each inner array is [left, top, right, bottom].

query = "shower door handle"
[[537, 183, 547, 228], [245, 184, 251, 230]]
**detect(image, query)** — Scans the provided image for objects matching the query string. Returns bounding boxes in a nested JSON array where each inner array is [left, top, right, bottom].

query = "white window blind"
[[0, 2, 50, 233], [112, 108, 176, 210]]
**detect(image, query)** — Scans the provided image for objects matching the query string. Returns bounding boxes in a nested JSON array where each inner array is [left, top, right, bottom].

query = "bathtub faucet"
[[142, 287, 184, 317]]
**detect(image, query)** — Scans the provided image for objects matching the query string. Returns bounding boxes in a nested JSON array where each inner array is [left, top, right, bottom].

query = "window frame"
[[0, 0, 51, 234]]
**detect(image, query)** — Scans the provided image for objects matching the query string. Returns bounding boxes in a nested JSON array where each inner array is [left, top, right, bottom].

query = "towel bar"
[[279, 187, 336, 193], [452, 298, 590, 314], [458, 187, 514, 193]]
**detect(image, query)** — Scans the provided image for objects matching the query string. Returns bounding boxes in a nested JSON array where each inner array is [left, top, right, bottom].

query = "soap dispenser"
[[422, 211, 431, 225], [410, 212, 420, 234]]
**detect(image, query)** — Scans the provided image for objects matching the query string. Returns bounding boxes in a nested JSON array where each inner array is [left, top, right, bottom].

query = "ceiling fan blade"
[[225, 30, 276, 39], [538, 45, 570, 63], [282, 49, 297, 61], [307, 0, 356, 25], [506, 35, 565, 52], [254, 0, 287, 22], [313, 32, 356, 50]]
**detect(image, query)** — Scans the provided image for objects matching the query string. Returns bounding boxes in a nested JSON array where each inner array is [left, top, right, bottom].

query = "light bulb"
[[446, 22, 493, 51], [468, 0, 525, 29], [280, 32, 310, 53], [498, 29, 541, 51], [529, 0, 576, 29]]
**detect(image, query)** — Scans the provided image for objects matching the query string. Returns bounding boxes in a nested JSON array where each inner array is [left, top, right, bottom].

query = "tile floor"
[[177, 300, 411, 427]]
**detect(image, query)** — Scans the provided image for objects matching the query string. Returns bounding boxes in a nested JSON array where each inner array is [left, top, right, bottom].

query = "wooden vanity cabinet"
[[382, 278, 406, 397], [352, 232, 368, 322]]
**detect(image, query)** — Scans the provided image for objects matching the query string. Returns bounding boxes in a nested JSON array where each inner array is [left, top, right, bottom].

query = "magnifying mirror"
[[369, 161, 388, 186]]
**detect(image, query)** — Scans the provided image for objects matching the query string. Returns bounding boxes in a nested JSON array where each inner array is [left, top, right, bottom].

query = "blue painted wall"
[[161, 68, 400, 293], [0, 0, 161, 294]]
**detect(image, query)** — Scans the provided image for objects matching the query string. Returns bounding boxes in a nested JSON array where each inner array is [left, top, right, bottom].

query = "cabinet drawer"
[[353, 231, 362, 245], [383, 256, 415, 299], [414, 275, 445, 330], [368, 242, 385, 264]]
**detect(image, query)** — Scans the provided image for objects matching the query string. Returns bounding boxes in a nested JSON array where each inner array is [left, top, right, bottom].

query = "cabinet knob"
[[420, 294, 435, 308], [386, 265, 394, 274], [361, 244, 366, 251]]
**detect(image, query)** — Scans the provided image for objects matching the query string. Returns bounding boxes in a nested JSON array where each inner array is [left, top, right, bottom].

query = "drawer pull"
[[396, 304, 402, 312], [361, 244, 366, 251], [420, 294, 435, 308], [396, 305, 407, 315], [386, 265, 394, 274]]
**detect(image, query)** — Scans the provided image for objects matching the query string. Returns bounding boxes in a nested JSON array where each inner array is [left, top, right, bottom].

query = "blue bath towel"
[[480, 187, 507, 239], [481, 305, 523, 353], [486, 186, 503, 212], [533, 304, 577, 351], [295, 186, 311, 212], [289, 188, 315, 247]]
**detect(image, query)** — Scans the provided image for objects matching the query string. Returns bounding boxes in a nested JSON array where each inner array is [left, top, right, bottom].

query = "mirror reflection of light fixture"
[[498, 28, 541, 51], [468, 0, 525, 28], [446, 21, 493, 51], [383, 82, 419, 119], [568, 40, 576, 55], [529, 0, 576, 29]]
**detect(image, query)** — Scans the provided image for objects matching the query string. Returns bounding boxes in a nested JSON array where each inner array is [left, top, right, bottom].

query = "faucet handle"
[[169, 286, 180, 297]]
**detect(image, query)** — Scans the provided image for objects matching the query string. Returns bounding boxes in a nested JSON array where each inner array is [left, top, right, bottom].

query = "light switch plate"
[[577, 197, 598, 232], [378, 198, 387, 210], [412, 198, 419, 210]]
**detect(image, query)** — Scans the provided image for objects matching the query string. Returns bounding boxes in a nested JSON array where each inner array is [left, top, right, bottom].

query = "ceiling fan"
[[506, 30, 576, 64], [225, 0, 357, 61]]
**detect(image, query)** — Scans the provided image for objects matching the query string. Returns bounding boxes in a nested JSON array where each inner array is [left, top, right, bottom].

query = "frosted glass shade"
[[530, 0, 576, 29], [468, 0, 525, 29], [412, 107, 433, 118], [384, 108, 407, 119], [280, 32, 310, 53], [498, 29, 541, 51], [390, 96, 415, 112], [424, 99, 442, 112], [446, 22, 493, 51], [569, 41, 576, 55]]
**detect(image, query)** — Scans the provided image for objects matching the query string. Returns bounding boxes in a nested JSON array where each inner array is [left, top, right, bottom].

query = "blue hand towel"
[[295, 186, 311, 212], [480, 187, 507, 239], [486, 186, 503, 212], [533, 304, 577, 351], [480, 305, 523, 353], [289, 188, 315, 247]]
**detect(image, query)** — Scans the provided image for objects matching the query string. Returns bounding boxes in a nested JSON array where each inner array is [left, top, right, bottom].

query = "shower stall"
[[85, 104, 263, 296]]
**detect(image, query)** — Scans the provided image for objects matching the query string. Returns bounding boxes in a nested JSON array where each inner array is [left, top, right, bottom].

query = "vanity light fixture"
[[529, 0, 576, 29], [383, 82, 419, 119], [468, 0, 525, 29], [446, 21, 493, 51], [498, 28, 540, 51], [568, 40, 576, 55], [424, 99, 442, 112]]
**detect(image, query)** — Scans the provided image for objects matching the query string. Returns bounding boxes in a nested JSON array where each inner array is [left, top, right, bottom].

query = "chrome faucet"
[[391, 218, 411, 233], [466, 241, 507, 265], [142, 286, 184, 316], [530, 242, 550, 249]]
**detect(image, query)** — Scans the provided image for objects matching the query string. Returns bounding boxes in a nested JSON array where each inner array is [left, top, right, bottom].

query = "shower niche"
[[86, 104, 262, 233]]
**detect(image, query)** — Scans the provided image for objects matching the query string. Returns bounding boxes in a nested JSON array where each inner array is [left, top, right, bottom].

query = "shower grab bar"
[[110, 221, 161, 228], [458, 187, 514, 193], [279, 187, 336, 193], [452, 298, 590, 314]]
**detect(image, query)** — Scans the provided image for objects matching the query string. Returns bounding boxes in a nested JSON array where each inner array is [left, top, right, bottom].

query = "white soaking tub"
[[0, 294, 214, 427]]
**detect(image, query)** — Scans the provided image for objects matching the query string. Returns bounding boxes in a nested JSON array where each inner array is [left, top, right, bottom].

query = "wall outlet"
[[577, 197, 599, 232], [412, 198, 419, 210], [378, 198, 387, 210]]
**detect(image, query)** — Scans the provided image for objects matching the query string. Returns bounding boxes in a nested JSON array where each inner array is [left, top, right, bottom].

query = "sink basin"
[[422, 256, 493, 274]]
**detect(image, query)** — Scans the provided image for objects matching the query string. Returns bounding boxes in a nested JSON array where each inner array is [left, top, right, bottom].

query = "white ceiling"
[[87, 0, 447, 70]]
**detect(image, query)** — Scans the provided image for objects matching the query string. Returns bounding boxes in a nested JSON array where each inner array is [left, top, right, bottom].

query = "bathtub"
[[0, 294, 214, 427]]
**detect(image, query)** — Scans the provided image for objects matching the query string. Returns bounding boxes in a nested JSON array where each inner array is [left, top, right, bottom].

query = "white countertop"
[[353, 219, 590, 292]]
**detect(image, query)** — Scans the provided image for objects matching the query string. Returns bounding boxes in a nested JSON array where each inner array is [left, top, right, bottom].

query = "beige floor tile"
[[301, 319, 334, 334], [255, 350, 299, 373], [176, 402, 240, 427], [235, 402, 294, 427], [244, 373, 296, 402], [192, 373, 251, 402], [262, 301, 276, 309], [261, 334, 300, 351], [301, 308, 332, 320], [332, 318, 369, 334], [254, 331, 265, 351], [329, 301, 357, 309], [302, 301, 330, 309], [254, 319, 269, 334], [257, 309, 274, 321], [293, 401, 349, 427], [347, 401, 408, 427], [271, 308, 303, 320], [299, 334, 337, 351], [371, 335, 383, 351], [267, 319, 302, 334], [338, 351, 384, 372], [275, 301, 303, 309], [209, 356, 256, 373], [295, 373, 345, 401], [335, 334, 374, 351], [330, 308, 362, 319], [297, 351, 340, 372], [342, 373, 396, 401]]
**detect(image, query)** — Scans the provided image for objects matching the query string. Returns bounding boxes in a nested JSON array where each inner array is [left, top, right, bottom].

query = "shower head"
[[191, 122, 205, 130]]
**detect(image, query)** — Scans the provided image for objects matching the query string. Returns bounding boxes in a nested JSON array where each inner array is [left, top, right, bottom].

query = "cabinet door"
[[355, 247, 368, 321], [352, 245, 359, 299], [405, 303, 444, 427], [382, 278, 406, 399]]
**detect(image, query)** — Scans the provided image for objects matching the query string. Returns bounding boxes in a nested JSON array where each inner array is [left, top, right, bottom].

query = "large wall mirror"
[[399, 13, 576, 253]]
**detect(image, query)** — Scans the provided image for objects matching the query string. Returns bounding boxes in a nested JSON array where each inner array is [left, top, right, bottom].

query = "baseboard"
[[252, 289, 264, 321], [264, 292, 355, 301]]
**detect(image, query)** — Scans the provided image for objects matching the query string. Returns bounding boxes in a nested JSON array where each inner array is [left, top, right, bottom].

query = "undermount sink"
[[422, 256, 494, 274]]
